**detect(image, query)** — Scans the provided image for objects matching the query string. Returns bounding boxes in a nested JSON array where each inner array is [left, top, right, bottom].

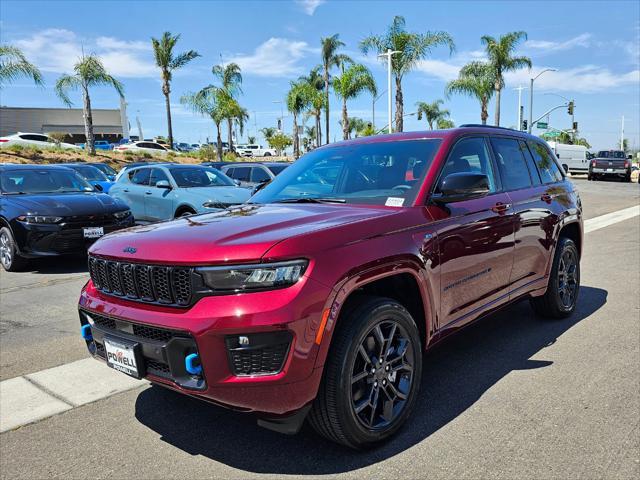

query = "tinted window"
[[527, 141, 563, 184], [491, 137, 532, 191], [169, 167, 235, 187], [519, 141, 542, 185], [251, 139, 442, 206], [130, 168, 151, 185], [251, 167, 271, 183], [19, 134, 49, 142], [92, 163, 116, 176], [70, 165, 108, 182], [149, 168, 170, 187], [267, 165, 288, 175], [230, 167, 251, 182], [1, 168, 93, 194], [438, 137, 497, 193]]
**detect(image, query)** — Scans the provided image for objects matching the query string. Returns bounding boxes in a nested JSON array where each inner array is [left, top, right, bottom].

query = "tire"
[[0, 227, 29, 272], [308, 296, 422, 449], [625, 174, 631, 183], [263, 152, 271, 157], [175, 208, 196, 218], [530, 237, 580, 319]]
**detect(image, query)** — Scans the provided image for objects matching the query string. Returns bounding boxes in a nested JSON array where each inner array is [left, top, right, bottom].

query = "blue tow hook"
[[185, 353, 202, 375], [81, 324, 93, 341]]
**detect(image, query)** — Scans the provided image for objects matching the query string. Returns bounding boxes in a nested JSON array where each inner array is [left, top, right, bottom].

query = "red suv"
[[79, 126, 582, 449]]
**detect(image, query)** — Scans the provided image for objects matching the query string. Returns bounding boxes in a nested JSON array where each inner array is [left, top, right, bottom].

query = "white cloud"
[[13, 28, 156, 78], [525, 33, 592, 52], [415, 59, 462, 82], [295, 0, 326, 15], [228, 38, 315, 77], [506, 65, 639, 93]]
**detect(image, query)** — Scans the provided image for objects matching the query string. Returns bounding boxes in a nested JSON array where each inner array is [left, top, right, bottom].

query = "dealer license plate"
[[104, 337, 140, 378], [83, 226, 104, 238]]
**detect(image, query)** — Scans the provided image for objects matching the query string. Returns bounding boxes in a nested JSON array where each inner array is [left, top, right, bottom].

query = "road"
[[1, 176, 638, 479]]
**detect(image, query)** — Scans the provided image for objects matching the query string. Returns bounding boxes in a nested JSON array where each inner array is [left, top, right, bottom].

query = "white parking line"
[[0, 205, 638, 434]]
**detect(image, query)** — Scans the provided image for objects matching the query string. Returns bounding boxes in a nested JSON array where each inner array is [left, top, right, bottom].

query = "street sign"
[[536, 121, 548, 129]]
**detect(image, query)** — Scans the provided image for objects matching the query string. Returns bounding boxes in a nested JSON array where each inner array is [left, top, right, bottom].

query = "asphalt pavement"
[[0, 176, 638, 479]]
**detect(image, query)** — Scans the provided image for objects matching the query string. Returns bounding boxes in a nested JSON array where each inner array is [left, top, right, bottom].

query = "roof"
[[0, 164, 75, 171]]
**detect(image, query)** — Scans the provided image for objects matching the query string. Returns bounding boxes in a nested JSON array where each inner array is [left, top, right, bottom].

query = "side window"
[[251, 167, 271, 183], [130, 168, 151, 186], [224, 167, 235, 178], [20, 134, 49, 142], [490, 137, 532, 191], [527, 141, 564, 184], [438, 137, 497, 193], [519, 141, 542, 186], [149, 168, 169, 187], [233, 167, 251, 182]]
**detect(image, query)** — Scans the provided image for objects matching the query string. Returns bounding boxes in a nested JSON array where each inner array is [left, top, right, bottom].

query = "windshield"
[[71, 165, 108, 182], [251, 139, 442, 206], [597, 151, 625, 158], [92, 163, 117, 176], [1, 169, 94, 194], [169, 167, 235, 187]]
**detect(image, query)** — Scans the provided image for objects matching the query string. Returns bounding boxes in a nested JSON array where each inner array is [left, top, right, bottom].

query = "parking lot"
[[1, 176, 638, 479]]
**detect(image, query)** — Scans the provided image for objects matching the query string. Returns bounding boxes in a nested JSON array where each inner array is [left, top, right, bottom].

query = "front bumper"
[[13, 217, 134, 258], [78, 273, 332, 415]]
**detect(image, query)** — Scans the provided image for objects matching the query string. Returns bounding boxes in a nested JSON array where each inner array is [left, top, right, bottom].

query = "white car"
[[235, 144, 277, 157], [0, 132, 80, 150], [114, 141, 169, 156]]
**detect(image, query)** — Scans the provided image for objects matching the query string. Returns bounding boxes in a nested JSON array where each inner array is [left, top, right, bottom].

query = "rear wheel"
[[531, 237, 580, 318], [309, 297, 422, 449], [263, 152, 271, 157], [0, 227, 28, 272]]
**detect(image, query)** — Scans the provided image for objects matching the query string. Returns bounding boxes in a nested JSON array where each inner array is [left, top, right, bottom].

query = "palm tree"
[[151, 32, 200, 149], [247, 135, 256, 144], [320, 34, 352, 144], [181, 87, 232, 160], [480, 31, 532, 126], [211, 62, 243, 151], [415, 99, 450, 130], [260, 127, 277, 144], [360, 16, 455, 132], [286, 81, 310, 158], [339, 117, 370, 138], [333, 64, 377, 140], [437, 118, 455, 129], [445, 61, 495, 125], [55, 54, 123, 155], [0, 45, 43, 88], [299, 66, 325, 147]]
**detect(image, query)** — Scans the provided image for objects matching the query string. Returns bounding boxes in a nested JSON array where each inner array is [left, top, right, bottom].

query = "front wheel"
[[0, 227, 28, 272], [308, 297, 422, 449], [530, 237, 580, 318]]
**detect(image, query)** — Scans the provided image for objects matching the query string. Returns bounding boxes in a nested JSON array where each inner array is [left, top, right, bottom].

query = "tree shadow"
[[134, 286, 607, 475]]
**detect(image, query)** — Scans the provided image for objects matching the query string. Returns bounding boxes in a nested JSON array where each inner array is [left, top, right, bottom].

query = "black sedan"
[[0, 164, 134, 271]]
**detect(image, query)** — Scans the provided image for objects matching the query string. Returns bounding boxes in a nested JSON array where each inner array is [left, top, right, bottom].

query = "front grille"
[[88, 256, 193, 307], [146, 360, 171, 376], [87, 311, 177, 343], [229, 344, 290, 375]]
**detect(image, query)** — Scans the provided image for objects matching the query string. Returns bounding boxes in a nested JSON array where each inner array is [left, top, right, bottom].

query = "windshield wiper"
[[274, 197, 346, 204]]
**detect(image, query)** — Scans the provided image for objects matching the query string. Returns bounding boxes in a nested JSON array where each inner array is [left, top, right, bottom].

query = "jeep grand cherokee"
[[78, 125, 583, 449]]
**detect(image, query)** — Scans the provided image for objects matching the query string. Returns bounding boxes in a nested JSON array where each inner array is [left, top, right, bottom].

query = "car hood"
[[89, 203, 401, 264], [8, 192, 127, 216], [181, 186, 251, 204]]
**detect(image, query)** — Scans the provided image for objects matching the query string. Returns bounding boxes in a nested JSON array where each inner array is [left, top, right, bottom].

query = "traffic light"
[[521, 119, 528, 131], [567, 101, 574, 115], [573, 121, 578, 131]]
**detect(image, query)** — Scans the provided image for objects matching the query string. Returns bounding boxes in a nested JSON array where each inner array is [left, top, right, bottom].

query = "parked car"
[[114, 161, 169, 181], [546, 141, 588, 174], [0, 132, 80, 150], [78, 125, 583, 448], [236, 144, 277, 157], [173, 142, 193, 152], [588, 150, 632, 182], [201, 161, 239, 171], [0, 164, 133, 271], [108, 164, 251, 223], [77, 140, 113, 151], [114, 141, 169, 156], [60, 164, 114, 193], [89, 162, 117, 181], [221, 162, 290, 187]]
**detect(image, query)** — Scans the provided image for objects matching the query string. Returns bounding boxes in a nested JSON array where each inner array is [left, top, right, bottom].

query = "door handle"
[[491, 202, 511, 214], [123, 189, 129, 193], [145, 191, 152, 195]]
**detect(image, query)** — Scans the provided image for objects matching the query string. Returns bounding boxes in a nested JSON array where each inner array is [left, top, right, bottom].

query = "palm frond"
[[0, 44, 44, 87], [54, 74, 81, 107]]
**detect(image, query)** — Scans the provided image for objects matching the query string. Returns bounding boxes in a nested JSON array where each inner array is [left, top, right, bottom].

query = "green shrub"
[[4, 144, 24, 153], [197, 144, 217, 161], [223, 152, 238, 162], [142, 152, 152, 159]]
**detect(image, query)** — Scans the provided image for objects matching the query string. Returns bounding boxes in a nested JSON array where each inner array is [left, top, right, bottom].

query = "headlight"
[[17, 215, 62, 224], [113, 209, 131, 219], [202, 201, 226, 209], [196, 260, 308, 292]]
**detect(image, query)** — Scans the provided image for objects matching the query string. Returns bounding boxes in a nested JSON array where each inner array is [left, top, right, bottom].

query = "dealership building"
[[0, 103, 129, 144]]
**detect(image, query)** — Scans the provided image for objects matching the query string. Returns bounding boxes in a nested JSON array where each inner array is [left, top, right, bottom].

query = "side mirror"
[[94, 183, 104, 192], [155, 180, 172, 189], [563, 164, 569, 174], [628, 154, 633, 160], [432, 172, 490, 204], [234, 179, 241, 186]]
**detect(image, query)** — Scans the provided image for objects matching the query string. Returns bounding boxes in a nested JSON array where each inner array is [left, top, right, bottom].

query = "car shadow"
[[134, 286, 607, 475], [21, 255, 88, 274]]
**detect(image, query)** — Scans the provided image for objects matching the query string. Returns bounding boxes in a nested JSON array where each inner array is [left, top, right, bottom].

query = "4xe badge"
[[122, 246, 137, 254]]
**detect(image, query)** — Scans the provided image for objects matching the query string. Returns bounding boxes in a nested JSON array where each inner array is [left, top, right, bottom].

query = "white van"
[[546, 141, 588, 174]]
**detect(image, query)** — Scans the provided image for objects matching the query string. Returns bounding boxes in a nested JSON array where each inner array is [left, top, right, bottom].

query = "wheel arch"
[[174, 203, 197, 218]]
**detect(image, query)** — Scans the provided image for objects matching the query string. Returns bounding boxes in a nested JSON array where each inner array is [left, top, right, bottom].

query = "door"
[[427, 136, 516, 330], [125, 168, 151, 221], [490, 137, 554, 294], [144, 168, 174, 221]]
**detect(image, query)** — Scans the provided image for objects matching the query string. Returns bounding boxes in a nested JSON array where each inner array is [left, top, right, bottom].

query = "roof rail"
[[459, 124, 524, 132]]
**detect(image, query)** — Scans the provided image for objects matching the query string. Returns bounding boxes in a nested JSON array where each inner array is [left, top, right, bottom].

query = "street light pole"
[[528, 68, 557, 133], [378, 49, 401, 134], [514, 85, 527, 130], [544, 92, 574, 140]]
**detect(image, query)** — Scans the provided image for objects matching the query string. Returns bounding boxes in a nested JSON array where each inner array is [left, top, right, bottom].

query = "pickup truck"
[[77, 140, 113, 151], [236, 144, 277, 157], [588, 150, 632, 182]]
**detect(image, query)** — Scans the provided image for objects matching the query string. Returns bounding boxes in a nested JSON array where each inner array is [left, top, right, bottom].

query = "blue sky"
[[2, 0, 639, 150]]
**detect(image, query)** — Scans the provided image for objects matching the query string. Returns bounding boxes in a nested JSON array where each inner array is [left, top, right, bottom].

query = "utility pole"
[[372, 90, 386, 131], [528, 68, 557, 133], [378, 49, 401, 134], [620, 115, 625, 150], [514, 85, 526, 130]]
